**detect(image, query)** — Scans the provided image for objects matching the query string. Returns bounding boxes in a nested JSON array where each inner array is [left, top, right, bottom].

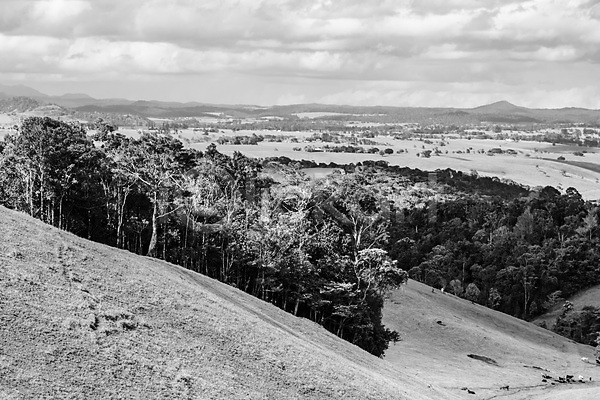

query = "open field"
[[185, 135, 600, 200], [1, 206, 598, 399], [546, 159, 600, 174], [0, 114, 16, 140], [0, 114, 14, 126]]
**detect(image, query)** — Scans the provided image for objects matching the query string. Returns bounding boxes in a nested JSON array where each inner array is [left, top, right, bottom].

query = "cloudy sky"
[[1, 0, 600, 108]]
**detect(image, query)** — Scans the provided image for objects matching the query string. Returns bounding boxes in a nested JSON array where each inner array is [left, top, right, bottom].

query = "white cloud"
[[0, 0, 599, 107], [31, 0, 91, 24]]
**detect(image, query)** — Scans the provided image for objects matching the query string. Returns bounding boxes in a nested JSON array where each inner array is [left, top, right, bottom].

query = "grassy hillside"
[[0, 206, 448, 400], [383, 280, 600, 399], [1, 205, 599, 399]]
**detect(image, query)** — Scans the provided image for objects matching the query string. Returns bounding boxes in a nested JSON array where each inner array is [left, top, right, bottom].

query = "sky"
[[1, 0, 600, 108]]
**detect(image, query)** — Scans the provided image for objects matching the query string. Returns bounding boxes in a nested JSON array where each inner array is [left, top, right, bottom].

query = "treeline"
[[551, 302, 600, 346], [0, 117, 408, 357], [398, 187, 600, 324]]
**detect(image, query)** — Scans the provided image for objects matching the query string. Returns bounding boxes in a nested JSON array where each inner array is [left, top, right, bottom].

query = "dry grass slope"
[[2, 205, 599, 399], [383, 280, 600, 399], [0, 206, 450, 400]]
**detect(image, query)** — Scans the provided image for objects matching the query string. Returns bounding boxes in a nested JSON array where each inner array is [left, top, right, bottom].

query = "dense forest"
[[2, 117, 600, 352]]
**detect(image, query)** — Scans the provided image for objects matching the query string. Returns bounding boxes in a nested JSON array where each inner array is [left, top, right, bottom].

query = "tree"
[[1, 117, 105, 233], [487, 288, 502, 309], [465, 283, 481, 303], [576, 207, 598, 241], [354, 248, 408, 301], [93, 131, 138, 248], [449, 279, 463, 296], [119, 132, 196, 257], [517, 246, 543, 319], [327, 175, 390, 272]]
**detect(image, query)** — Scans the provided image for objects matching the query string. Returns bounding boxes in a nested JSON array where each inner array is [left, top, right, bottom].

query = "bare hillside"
[[2, 205, 598, 399], [383, 280, 600, 399], [0, 206, 449, 400]]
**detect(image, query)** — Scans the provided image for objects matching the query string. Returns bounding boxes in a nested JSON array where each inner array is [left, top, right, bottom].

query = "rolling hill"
[[0, 97, 42, 113], [0, 97, 69, 117], [2, 83, 600, 124], [0, 84, 47, 99], [2, 207, 599, 399], [71, 100, 600, 124], [383, 281, 600, 399]]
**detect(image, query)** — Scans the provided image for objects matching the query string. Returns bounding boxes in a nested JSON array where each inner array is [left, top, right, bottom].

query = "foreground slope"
[[383, 280, 600, 399], [0, 206, 452, 400]]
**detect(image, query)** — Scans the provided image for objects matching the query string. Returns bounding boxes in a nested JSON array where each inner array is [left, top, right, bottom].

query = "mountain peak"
[[57, 93, 95, 100], [0, 83, 47, 98], [476, 100, 520, 110], [470, 100, 528, 114]]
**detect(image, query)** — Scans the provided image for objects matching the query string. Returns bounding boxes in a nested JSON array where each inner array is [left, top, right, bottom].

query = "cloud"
[[0, 0, 599, 107]]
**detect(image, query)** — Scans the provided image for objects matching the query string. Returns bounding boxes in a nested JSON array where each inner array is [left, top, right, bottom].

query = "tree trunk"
[[59, 196, 64, 230], [523, 276, 529, 320], [28, 168, 34, 216], [147, 192, 159, 257], [162, 220, 166, 260], [117, 188, 130, 248], [39, 169, 45, 222], [50, 198, 55, 227], [294, 298, 300, 316]]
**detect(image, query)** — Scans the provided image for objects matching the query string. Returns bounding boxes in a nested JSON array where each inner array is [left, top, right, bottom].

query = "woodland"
[[2, 116, 600, 354]]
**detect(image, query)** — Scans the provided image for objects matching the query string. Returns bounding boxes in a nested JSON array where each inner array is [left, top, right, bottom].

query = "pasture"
[[183, 131, 600, 200]]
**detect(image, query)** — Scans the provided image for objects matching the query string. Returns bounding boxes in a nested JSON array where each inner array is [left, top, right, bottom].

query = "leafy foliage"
[[553, 305, 600, 345]]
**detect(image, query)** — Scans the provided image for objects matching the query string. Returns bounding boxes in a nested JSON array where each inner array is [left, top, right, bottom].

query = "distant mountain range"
[[1, 83, 600, 125], [0, 83, 47, 98]]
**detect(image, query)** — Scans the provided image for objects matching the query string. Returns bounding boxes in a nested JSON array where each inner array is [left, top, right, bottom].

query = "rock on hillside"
[[0, 206, 449, 400]]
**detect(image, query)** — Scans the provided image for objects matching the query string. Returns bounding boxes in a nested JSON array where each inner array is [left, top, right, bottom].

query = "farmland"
[[173, 129, 600, 200], [3, 105, 600, 199]]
